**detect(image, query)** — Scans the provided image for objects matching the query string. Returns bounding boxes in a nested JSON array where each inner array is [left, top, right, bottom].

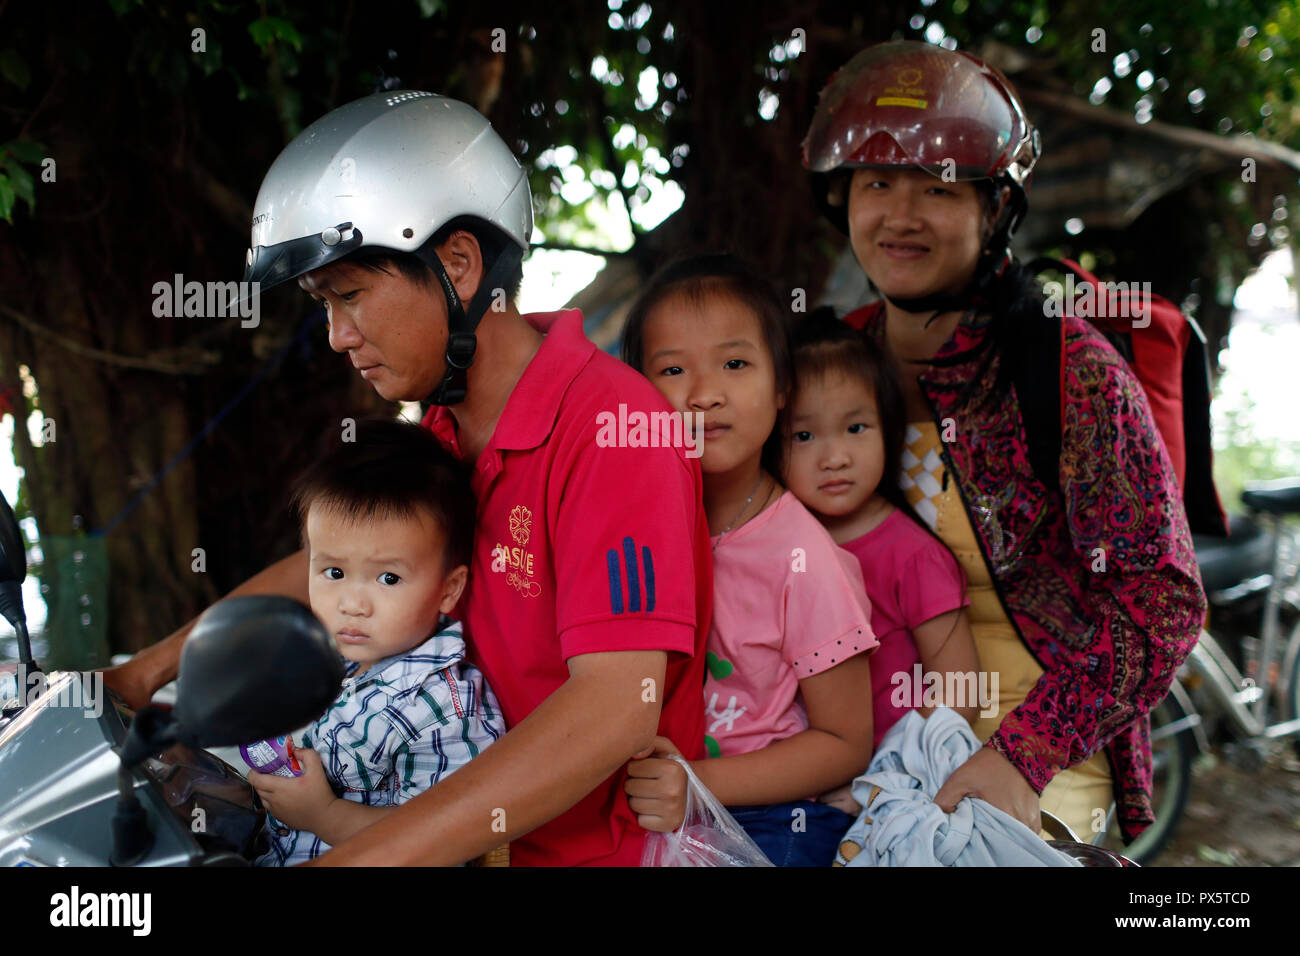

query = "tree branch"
[[0, 303, 220, 375], [532, 241, 634, 257], [186, 161, 253, 236]]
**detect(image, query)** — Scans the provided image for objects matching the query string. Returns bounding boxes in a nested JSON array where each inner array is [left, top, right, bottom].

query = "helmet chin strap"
[[880, 287, 980, 320], [879, 247, 1005, 322], [416, 244, 524, 407]]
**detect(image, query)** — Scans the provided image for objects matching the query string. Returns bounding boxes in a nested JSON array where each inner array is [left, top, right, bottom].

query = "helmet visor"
[[243, 223, 365, 293], [803, 41, 1028, 181]]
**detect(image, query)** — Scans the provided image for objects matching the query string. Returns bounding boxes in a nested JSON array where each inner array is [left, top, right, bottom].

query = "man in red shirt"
[[103, 92, 709, 865], [416, 306, 709, 865]]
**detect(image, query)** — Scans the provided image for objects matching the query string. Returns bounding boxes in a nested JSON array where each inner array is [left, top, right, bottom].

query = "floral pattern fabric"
[[844, 304, 1206, 840]]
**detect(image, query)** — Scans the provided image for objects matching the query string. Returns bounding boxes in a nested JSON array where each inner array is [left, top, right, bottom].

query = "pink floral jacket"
[[846, 303, 1207, 841]]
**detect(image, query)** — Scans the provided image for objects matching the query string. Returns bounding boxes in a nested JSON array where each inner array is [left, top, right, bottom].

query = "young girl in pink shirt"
[[620, 254, 878, 866], [781, 312, 979, 812]]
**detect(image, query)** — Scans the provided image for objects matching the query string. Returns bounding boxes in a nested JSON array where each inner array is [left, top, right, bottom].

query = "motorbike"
[[1096, 477, 1300, 863], [0, 482, 1134, 867], [0, 492, 344, 867]]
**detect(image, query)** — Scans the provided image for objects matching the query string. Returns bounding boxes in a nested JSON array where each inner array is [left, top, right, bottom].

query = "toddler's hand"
[[624, 736, 688, 833], [817, 783, 862, 817], [247, 742, 336, 833]]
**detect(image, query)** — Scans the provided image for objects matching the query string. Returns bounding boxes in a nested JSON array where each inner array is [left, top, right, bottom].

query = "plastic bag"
[[639, 755, 774, 866]]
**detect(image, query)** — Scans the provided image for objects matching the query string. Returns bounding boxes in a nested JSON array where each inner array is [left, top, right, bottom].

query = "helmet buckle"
[[445, 332, 477, 370]]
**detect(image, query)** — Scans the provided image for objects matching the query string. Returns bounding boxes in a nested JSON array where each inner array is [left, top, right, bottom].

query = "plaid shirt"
[[256, 616, 505, 865]]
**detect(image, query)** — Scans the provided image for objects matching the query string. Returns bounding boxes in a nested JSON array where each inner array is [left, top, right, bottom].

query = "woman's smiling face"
[[846, 167, 988, 302]]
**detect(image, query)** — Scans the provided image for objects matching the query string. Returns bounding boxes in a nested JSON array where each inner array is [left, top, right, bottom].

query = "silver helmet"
[[244, 90, 532, 291], [242, 91, 534, 406]]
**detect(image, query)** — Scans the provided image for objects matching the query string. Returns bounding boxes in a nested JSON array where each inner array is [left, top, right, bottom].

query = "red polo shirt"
[[421, 309, 710, 866]]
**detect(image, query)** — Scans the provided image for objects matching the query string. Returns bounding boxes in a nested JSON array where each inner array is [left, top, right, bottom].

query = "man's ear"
[[436, 230, 485, 305]]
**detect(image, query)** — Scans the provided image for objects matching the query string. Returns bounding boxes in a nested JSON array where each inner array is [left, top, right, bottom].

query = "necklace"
[[712, 473, 767, 553]]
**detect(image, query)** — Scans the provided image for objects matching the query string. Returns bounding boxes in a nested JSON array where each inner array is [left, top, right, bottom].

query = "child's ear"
[[439, 563, 469, 613]]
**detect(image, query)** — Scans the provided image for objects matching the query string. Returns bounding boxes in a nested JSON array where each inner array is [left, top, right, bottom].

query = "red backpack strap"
[[842, 301, 884, 331], [1035, 256, 1228, 536], [1060, 258, 1188, 485], [1058, 258, 1100, 285]]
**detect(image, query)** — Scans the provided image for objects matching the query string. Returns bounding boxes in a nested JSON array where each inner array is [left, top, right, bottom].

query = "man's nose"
[[326, 312, 363, 353]]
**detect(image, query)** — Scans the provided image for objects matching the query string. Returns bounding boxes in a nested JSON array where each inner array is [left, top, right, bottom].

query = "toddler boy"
[[249, 417, 504, 865]]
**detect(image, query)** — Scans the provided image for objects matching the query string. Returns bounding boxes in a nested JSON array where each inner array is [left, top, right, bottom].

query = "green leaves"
[[5, 162, 34, 211], [0, 178, 15, 223], [0, 140, 45, 223], [0, 23, 41, 222], [248, 15, 303, 53], [4, 140, 45, 165], [0, 49, 30, 91]]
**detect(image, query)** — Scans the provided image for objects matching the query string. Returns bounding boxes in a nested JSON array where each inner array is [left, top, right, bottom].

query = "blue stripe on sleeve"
[[606, 548, 624, 614], [623, 536, 641, 612], [642, 545, 655, 612]]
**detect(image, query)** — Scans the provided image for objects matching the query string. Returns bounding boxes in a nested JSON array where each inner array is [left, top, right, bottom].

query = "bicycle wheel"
[[1099, 693, 1196, 864], [1284, 618, 1300, 755]]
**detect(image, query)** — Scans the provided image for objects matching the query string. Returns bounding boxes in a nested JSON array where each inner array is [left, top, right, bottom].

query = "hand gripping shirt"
[[256, 617, 504, 866], [423, 309, 711, 867]]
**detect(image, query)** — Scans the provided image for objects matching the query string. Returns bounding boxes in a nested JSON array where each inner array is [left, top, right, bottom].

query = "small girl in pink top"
[[620, 254, 878, 866], [781, 310, 978, 812]]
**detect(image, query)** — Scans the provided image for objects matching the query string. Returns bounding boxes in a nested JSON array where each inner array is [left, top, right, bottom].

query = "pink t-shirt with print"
[[839, 509, 969, 748], [705, 491, 877, 758]]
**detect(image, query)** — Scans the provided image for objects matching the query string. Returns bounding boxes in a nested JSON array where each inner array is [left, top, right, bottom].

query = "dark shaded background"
[[0, 0, 1296, 663]]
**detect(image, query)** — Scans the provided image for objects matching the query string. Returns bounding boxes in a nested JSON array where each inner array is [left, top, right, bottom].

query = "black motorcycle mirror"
[[171, 594, 344, 747], [0, 493, 37, 681], [112, 595, 343, 865]]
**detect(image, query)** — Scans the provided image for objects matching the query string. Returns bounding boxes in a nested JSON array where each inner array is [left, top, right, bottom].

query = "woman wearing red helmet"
[[802, 41, 1206, 846]]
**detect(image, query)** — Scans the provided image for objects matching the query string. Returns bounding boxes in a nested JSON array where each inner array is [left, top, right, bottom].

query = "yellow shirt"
[[901, 421, 1111, 838], [900, 420, 1031, 742]]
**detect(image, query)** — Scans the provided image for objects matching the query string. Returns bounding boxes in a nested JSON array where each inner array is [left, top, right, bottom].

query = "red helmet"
[[803, 41, 1040, 233]]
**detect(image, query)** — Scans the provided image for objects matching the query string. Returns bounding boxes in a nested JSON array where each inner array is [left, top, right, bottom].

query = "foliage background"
[[0, 0, 1297, 662]]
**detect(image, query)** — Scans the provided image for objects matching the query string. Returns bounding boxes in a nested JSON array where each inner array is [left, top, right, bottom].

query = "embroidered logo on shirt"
[[509, 505, 532, 547], [606, 536, 655, 614], [493, 504, 542, 598]]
